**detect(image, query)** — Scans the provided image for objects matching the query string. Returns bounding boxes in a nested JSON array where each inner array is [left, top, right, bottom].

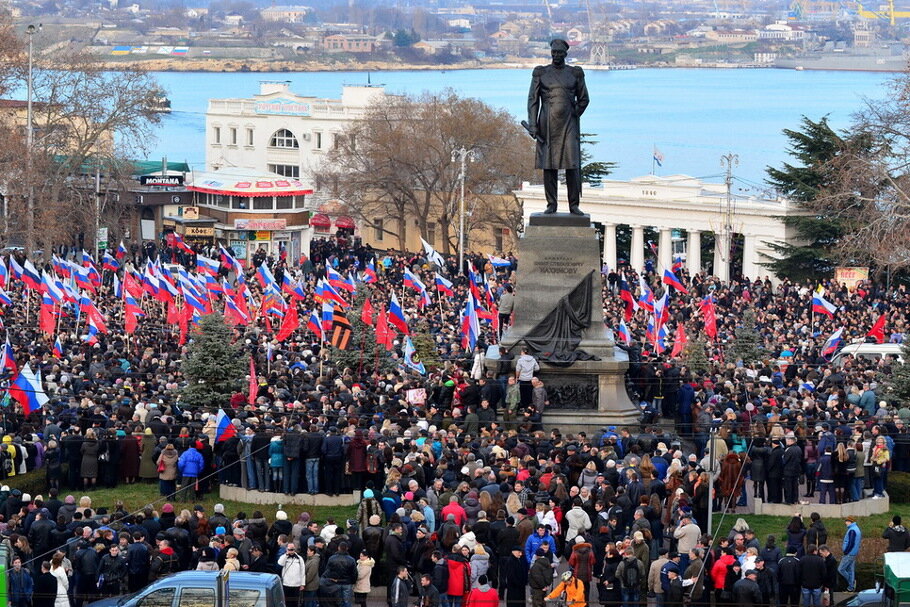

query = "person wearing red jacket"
[[710, 550, 736, 605], [465, 575, 499, 607], [446, 548, 471, 607], [442, 497, 467, 527]]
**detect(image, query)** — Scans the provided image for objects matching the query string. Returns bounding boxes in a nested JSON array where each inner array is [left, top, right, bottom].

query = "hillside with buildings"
[[6, 0, 910, 71]]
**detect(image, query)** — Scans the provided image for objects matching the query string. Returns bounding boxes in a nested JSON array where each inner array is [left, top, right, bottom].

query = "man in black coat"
[[97, 544, 128, 597], [734, 570, 764, 607], [384, 524, 408, 580], [499, 546, 529, 607], [418, 573, 441, 607], [322, 426, 346, 496], [32, 562, 58, 607], [27, 509, 55, 562], [766, 441, 784, 504], [781, 435, 803, 505], [800, 544, 827, 607], [777, 548, 802, 607]]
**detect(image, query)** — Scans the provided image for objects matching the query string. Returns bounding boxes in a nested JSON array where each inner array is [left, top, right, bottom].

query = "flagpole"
[[651, 143, 656, 175]]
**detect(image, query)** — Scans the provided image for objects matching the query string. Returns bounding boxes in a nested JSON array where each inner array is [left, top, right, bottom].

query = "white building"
[[205, 81, 387, 181], [516, 175, 806, 282]]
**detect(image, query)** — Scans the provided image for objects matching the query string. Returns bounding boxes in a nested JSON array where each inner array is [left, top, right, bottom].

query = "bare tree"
[[322, 89, 535, 253], [804, 71, 910, 274], [3, 45, 164, 250]]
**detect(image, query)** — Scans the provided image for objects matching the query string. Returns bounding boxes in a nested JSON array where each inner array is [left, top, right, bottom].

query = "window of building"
[[295, 195, 306, 209], [314, 132, 323, 149], [213, 126, 221, 144], [267, 163, 300, 178], [246, 128, 254, 146], [269, 128, 299, 149], [232, 196, 248, 210], [275, 196, 293, 209], [427, 222, 436, 245], [253, 196, 273, 210], [495, 231, 504, 252], [230, 127, 237, 145], [374, 219, 384, 241]]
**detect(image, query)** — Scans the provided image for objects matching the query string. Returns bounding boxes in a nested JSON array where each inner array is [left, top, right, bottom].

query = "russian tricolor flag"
[[822, 327, 844, 357], [115, 241, 127, 260], [812, 292, 836, 317], [618, 319, 632, 345], [662, 268, 688, 294], [53, 336, 64, 358], [435, 273, 454, 296], [215, 409, 237, 442], [488, 254, 512, 268], [9, 363, 49, 415], [102, 250, 120, 272], [307, 310, 323, 339], [1, 339, 16, 375], [197, 255, 221, 276], [362, 260, 377, 284], [388, 292, 410, 335]]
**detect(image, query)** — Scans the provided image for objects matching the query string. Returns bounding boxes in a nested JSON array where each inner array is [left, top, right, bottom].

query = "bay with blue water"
[[151, 67, 892, 186]]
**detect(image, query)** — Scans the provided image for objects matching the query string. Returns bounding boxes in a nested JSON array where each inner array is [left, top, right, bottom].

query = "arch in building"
[[269, 128, 300, 149]]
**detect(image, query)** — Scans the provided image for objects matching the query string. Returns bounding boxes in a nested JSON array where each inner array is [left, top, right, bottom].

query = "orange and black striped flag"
[[329, 305, 354, 350]]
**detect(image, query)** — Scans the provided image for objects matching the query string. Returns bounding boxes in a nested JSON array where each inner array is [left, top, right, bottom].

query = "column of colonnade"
[[600, 224, 729, 281]]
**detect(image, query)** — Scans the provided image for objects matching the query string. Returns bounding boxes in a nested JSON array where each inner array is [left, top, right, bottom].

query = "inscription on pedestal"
[[534, 256, 585, 275], [542, 375, 598, 409]]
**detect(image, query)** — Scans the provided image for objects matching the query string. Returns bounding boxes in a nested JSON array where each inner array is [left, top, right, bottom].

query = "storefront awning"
[[187, 168, 313, 198], [310, 213, 331, 228], [335, 215, 355, 229]]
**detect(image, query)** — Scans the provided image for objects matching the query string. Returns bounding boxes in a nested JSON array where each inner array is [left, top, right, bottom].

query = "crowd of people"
[[0, 234, 907, 606]]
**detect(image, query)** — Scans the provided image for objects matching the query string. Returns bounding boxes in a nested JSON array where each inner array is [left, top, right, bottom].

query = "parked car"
[[87, 571, 285, 607]]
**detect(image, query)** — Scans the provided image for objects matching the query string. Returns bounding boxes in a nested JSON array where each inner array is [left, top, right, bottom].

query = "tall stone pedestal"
[[501, 213, 640, 428]]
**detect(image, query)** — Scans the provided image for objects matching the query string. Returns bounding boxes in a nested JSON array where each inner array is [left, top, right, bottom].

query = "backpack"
[[366, 448, 379, 475], [623, 560, 640, 588]]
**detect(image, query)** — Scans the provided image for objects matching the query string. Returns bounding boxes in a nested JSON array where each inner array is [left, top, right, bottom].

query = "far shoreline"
[[96, 57, 907, 75]]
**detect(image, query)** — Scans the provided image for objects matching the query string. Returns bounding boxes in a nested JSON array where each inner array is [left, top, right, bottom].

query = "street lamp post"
[[25, 24, 41, 255], [451, 146, 476, 276]]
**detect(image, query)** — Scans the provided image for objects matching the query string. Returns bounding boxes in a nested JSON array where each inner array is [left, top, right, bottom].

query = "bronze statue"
[[526, 39, 589, 216]]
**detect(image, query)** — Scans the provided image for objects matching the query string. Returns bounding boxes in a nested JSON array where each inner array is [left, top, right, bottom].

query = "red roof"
[[310, 213, 331, 228], [335, 215, 355, 229]]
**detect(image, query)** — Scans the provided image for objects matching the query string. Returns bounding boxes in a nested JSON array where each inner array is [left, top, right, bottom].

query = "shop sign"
[[186, 226, 214, 237], [235, 218, 287, 230], [254, 231, 271, 241]]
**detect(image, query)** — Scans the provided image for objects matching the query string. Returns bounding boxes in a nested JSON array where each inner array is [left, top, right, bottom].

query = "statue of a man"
[[527, 39, 590, 216]]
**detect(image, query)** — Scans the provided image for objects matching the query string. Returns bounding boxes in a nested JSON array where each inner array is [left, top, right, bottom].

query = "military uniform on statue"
[[526, 38, 589, 215]]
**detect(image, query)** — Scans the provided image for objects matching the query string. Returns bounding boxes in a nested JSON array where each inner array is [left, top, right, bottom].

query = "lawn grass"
[[9, 473, 358, 525]]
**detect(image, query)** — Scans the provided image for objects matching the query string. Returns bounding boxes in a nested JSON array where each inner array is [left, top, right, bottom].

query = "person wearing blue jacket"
[[839, 516, 862, 592], [269, 435, 284, 493], [9, 556, 33, 607], [177, 444, 204, 501], [524, 524, 557, 564]]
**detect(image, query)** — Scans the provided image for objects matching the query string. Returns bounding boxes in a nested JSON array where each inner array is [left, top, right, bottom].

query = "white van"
[[831, 342, 904, 367]]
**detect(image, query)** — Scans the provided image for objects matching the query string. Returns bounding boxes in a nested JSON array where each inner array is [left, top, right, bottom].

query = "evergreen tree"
[[412, 319, 441, 371], [763, 116, 851, 281], [727, 308, 765, 367], [180, 314, 247, 410], [328, 290, 397, 374], [883, 338, 910, 404], [684, 335, 711, 375]]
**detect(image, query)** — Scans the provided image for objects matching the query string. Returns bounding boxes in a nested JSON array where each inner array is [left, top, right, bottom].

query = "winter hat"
[[276, 511, 288, 521], [162, 504, 174, 513], [363, 489, 374, 499], [214, 503, 225, 513]]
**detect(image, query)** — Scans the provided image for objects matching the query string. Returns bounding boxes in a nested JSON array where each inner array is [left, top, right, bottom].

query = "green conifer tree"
[[180, 314, 247, 410], [883, 338, 910, 404], [684, 335, 711, 375], [328, 290, 397, 374], [727, 308, 765, 367], [763, 116, 854, 280]]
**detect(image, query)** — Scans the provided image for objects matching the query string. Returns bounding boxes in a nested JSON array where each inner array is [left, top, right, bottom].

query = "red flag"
[[361, 297, 374, 327], [248, 356, 258, 405], [867, 313, 886, 344], [166, 301, 180, 325], [375, 303, 394, 350], [178, 305, 190, 345], [39, 301, 56, 335], [700, 297, 717, 340], [276, 302, 299, 342], [671, 323, 687, 358]]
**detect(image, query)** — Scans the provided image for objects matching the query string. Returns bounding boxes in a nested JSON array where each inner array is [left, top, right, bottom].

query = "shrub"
[[887, 471, 910, 503]]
